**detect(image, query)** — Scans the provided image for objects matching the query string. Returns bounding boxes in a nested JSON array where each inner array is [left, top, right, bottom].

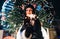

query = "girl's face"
[[26, 8, 33, 17]]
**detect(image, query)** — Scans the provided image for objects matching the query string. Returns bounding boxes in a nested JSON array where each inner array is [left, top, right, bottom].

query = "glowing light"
[[27, 14, 36, 19]]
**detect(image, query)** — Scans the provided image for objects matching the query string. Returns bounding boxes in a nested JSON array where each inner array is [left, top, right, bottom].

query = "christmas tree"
[[3, 0, 55, 34]]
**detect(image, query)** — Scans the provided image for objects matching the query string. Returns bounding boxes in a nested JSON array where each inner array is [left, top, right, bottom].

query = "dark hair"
[[31, 19, 43, 39], [24, 4, 35, 17], [20, 17, 43, 39]]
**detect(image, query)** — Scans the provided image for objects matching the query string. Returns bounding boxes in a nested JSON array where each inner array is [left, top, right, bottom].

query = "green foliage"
[[7, 7, 24, 24], [37, 9, 51, 28], [6, 0, 54, 34], [6, 7, 24, 33]]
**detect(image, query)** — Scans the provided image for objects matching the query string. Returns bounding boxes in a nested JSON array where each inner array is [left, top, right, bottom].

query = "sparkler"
[[27, 14, 36, 19]]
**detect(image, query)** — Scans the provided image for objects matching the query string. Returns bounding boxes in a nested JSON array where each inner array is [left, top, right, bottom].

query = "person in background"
[[3, 31, 15, 39]]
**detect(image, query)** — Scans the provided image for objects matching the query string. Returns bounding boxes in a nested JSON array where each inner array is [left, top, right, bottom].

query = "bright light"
[[27, 14, 36, 19]]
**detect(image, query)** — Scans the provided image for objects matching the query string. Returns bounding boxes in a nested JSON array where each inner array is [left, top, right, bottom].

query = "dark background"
[[47, 0, 60, 19]]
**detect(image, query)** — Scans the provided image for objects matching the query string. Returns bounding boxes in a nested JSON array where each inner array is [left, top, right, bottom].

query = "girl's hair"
[[24, 4, 35, 17]]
